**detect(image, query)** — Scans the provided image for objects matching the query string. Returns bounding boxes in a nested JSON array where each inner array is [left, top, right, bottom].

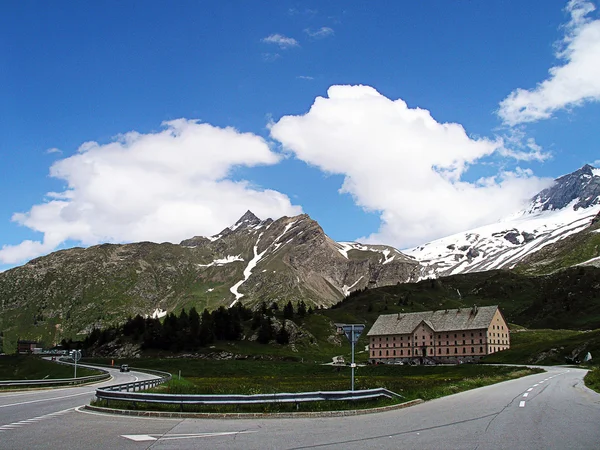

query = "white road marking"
[[122, 431, 257, 442], [0, 391, 93, 409], [533, 384, 538, 387], [122, 435, 156, 442], [523, 393, 529, 397], [539, 381, 544, 384], [0, 407, 74, 433], [527, 388, 533, 392], [519, 401, 526, 408]]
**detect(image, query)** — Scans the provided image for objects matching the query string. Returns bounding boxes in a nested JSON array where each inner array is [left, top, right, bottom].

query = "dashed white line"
[[533, 384, 539, 387], [0, 407, 74, 433], [523, 393, 529, 398], [527, 388, 533, 392], [519, 401, 526, 408]]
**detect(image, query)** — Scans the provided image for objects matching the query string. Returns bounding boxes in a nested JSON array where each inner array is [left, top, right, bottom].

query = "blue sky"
[[1, 0, 599, 269]]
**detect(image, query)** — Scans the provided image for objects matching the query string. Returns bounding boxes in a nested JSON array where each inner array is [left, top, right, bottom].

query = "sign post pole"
[[340, 324, 365, 392], [351, 325, 355, 391]]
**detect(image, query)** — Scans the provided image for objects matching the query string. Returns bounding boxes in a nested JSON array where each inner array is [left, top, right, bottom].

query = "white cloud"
[[261, 34, 299, 49], [0, 119, 301, 265], [270, 85, 551, 248], [297, 75, 314, 80], [498, 0, 600, 126], [304, 27, 334, 39], [46, 147, 62, 154], [262, 52, 281, 62]]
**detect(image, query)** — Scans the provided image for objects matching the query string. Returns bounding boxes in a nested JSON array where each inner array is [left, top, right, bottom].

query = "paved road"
[[0, 364, 156, 448], [1, 366, 599, 449]]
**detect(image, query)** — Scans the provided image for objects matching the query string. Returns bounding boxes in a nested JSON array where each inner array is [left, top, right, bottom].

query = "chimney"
[[472, 304, 478, 315]]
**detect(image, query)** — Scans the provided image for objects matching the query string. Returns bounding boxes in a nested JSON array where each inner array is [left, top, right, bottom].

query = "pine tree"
[[199, 309, 215, 346], [283, 301, 294, 320], [276, 321, 290, 345], [297, 300, 307, 318], [257, 316, 274, 344]]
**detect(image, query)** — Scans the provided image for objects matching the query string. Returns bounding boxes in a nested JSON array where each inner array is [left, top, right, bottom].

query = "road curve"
[[0, 366, 599, 450]]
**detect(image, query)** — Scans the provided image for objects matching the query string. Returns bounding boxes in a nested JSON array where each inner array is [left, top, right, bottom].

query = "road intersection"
[[0, 366, 598, 449]]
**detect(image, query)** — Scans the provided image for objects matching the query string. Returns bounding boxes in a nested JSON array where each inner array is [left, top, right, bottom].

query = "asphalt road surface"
[[1, 366, 598, 450]]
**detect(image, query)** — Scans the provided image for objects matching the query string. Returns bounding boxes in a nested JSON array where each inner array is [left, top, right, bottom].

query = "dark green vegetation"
[[584, 367, 600, 393], [0, 355, 99, 380], [325, 266, 600, 331], [483, 329, 600, 366], [89, 358, 541, 413]]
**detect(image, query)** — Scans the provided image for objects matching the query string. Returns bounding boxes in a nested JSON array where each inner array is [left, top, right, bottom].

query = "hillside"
[[0, 211, 420, 350], [322, 266, 600, 331]]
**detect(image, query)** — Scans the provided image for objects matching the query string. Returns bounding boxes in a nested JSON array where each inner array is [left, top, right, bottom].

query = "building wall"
[[486, 308, 510, 354], [369, 310, 511, 364]]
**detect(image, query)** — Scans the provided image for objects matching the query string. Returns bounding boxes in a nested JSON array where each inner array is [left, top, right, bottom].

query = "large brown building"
[[367, 305, 509, 364]]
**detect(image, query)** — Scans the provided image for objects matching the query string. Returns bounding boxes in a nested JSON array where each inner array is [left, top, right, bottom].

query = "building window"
[[462, 333, 465, 337], [386, 350, 389, 356], [438, 348, 441, 354], [470, 333, 473, 337], [471, 347, 474, 353], [480, 347, 483, 353], [379, 351, 382, 356], [471, 339, 474, 344], [454, 348, 458, 354], [393, 350, 396, 356], [446, 348, 449, 354], [454, 334, 457, 338], [463, 348, 466, 353], [430, 349, 433, 355], [408, 349, 411, 355], [446, 334, 448, 338], [463, 340, 466, 345], [455, 340, 457, 345], [400, 350, 403, 355], [386, 337, 389, 341], [480, 339, 482, 344]]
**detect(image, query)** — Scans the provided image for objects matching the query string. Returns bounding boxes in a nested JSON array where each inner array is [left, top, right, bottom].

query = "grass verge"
[[89, 360, 541, 414], [0, 355, 100, 381], [584, 367, 600, 393]]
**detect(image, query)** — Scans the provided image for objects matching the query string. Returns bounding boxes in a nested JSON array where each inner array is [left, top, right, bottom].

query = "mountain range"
[[2, 164, 600, 349]]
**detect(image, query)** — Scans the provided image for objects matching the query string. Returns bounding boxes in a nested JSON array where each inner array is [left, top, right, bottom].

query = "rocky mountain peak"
[[528, 164, 600, 213], [232, 210, 262, 230]]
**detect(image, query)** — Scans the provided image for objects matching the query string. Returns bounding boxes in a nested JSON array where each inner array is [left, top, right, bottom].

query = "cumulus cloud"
[[304, 27, 334, 39], [270, 85, 550, 248], [0, 119, 301, 265], [498, 0, 600, 126], [261, 34, 299, 49]]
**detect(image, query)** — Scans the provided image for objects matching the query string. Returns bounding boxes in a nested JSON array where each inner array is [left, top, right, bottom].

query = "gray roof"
[[367, 305, 499, 336]]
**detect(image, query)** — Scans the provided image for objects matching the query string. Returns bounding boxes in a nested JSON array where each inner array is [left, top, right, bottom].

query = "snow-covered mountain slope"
[[405, 165, 600, 278]]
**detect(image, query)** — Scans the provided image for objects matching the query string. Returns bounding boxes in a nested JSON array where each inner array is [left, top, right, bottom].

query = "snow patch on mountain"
[[198, 255, 244, 268]]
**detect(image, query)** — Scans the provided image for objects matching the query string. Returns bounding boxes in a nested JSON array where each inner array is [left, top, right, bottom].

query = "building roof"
[[367, 305, 499, 336]]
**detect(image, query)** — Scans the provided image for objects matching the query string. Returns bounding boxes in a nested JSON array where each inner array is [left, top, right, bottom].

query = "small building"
[[367, 305, 510, 365], [17, 340, 39, 354]]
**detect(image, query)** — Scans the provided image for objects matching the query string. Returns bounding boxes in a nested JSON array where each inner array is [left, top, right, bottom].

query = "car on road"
[[120, 364, 130, 372]]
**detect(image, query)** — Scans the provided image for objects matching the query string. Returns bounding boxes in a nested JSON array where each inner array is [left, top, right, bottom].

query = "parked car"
[[120, 364, 130, 372]]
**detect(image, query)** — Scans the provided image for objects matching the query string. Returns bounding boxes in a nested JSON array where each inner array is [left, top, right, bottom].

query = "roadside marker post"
[[70, 350, 81, 379], [340, 324, 365, 391]]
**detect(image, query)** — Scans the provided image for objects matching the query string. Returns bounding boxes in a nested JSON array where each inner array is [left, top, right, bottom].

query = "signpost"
[[340, 324, 365, 391], [71, 350, 81, 379]]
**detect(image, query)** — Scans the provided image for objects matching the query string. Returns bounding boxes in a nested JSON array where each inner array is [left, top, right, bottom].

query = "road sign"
[[339, 324, 365, 391], [71, 350, 81, 362], [341, 324, 364, 344]]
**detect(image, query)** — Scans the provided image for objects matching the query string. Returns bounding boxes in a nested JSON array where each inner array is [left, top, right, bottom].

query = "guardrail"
[[95, 385, 402, 407]]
